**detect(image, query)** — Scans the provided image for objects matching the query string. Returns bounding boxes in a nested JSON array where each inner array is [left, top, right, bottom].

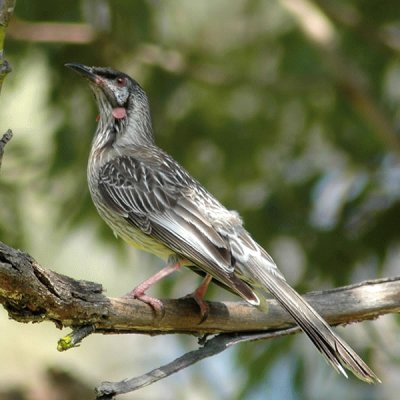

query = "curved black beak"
[[65, 63, 96, 83]]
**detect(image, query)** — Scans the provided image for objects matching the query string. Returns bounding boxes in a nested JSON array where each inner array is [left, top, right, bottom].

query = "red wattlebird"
[[66, 63, 379, 383]]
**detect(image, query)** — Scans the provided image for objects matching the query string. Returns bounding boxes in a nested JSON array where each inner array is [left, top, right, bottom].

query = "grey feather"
[[97, 152, 259, 304], [66, 63, 380, 384]]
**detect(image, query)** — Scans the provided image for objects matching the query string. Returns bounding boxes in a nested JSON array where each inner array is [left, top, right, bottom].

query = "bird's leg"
[[184, 274, 213, 322], [125, 259, 181, 315]]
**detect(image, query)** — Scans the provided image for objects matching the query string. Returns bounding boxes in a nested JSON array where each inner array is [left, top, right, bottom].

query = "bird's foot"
[[122, 260, 182, 318], [182, 291, 209, 323], [124, 287, 165, 318], [181, 274, 212, 323]]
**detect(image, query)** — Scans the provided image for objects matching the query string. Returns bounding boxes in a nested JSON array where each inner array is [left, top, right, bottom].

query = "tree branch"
[[0, 0, 15, 92], [1, 240, 398, 398], [95, 327, 303, 399], [1, 239, 399, 335]]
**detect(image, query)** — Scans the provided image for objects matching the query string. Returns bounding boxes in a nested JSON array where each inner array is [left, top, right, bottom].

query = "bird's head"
[[66, 63, 154, 145]]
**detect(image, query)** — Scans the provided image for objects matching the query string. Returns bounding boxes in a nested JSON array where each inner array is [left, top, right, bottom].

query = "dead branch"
[[1, 240, 399, 398], [1, 238, 399, 336]]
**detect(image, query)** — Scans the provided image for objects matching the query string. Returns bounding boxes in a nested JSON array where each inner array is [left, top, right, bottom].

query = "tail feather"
[[248, 263, 380, 383]]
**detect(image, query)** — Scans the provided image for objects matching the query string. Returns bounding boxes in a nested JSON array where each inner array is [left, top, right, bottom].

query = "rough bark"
[[1, 240, 399, 336]]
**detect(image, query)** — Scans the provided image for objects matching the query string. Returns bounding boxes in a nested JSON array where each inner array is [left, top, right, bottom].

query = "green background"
[[0, 1, 399, 399]]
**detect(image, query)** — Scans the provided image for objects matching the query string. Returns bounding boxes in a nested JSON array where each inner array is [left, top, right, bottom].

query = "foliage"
[[1, 0, 399, 399]]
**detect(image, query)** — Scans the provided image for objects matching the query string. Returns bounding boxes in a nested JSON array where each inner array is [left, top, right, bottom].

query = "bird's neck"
[[93, 103, 155, 155]]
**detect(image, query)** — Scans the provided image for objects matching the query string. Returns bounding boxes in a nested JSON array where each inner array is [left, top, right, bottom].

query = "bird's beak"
[[65, 63, 97, 83]]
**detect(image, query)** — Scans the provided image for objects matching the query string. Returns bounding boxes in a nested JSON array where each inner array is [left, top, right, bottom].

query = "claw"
[[125, 289, 165, 319], [122, 259, 182, 319], [182, 274, 212, 323]]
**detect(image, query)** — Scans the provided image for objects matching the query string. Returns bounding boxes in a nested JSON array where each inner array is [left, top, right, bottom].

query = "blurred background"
[[0, 0, 399, 399]]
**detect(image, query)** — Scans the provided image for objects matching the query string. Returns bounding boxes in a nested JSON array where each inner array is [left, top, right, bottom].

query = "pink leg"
[[185, 274, 213, 322], [125, 261, 181, 315]]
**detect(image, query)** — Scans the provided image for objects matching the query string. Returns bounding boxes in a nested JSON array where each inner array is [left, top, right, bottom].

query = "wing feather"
[[97, 154, 259, 303]]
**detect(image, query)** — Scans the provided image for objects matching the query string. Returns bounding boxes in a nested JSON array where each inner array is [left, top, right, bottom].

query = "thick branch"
[[1, 240, 399, 336], [1, 240, 397, 398]]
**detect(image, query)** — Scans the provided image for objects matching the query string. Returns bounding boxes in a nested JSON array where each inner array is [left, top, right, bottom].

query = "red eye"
[[116, 77, 126, 87]]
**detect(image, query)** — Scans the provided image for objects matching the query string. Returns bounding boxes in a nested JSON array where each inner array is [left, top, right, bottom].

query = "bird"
[[66, 63, 379, 383]]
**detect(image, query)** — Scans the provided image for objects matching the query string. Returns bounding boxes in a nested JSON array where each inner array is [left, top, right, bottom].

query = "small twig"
[[0, 128, 12, 169], [8, 19, 96, 44], [96, 334, 231, 399], [57, 325, 96, 351], [0, 0, 16, 92], [95, 327, 300, 398]]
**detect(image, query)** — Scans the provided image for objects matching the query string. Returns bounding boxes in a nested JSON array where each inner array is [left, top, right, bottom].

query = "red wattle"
[[112, 107, 127, 119]]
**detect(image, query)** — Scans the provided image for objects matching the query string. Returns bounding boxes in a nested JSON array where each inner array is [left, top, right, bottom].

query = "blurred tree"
[[1, 0, 399, 399]]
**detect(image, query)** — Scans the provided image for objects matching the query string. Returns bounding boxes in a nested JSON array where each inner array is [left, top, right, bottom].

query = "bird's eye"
[[116, 77, 126, 87]]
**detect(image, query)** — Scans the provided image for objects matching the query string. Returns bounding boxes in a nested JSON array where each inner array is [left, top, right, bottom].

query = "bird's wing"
[[97, 154, 259, 304], [97, 155, 380, 383]]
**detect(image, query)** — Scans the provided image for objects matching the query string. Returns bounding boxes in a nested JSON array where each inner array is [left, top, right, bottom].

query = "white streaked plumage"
[[66, 63, 379, 383]]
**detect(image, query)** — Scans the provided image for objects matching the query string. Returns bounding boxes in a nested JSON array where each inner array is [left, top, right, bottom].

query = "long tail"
[[247, 262, 380, 383]]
